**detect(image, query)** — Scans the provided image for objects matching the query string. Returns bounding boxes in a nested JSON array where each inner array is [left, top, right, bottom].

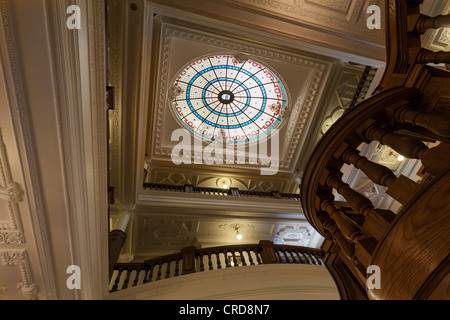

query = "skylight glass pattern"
[[171, 55, 288, 143]]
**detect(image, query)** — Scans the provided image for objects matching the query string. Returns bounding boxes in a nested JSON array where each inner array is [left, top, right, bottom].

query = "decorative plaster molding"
[[0, 250, 38, 299], [152, 23, 329, 171], [0, 128, 24, 244], [220, 0, 384, 43]]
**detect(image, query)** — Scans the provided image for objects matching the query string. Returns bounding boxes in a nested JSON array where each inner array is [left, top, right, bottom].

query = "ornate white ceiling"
[[150, 20, 334, 173], [105, 0, 388, 261]]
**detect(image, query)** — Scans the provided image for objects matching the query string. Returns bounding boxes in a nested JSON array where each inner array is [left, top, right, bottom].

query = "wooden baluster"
[[238, 249, 247, 266], [416, 48, 450, 64], [310, 252, 321, 265], [111, 267, 123, 292], [364, 123, 429, 160], [320, 195, 367, 243], [305, 252, 316, 265], [247, 249, 255, 265], [297, 251, 308, 264], [231, 250, 238, 267], [207, 253, 213, 270], [216, 251, 222, 269], [147, 264, 154, 282], [142, 266, 150, 284], [340, 146, 420, 205], [319, 214, 356, 263], [199, 254, 205, 272], [313, 252, 324, 266], [326, 172, 394, 240], [165, 259, 171, 279], [275, 249, 283, 262], [122, 267, 132, 289], [291, 250, 300, 263], [254, 249, 263, 264], [288, 249, 296, 263], [362, 121, 446, 176], [286, 249, 293, 263], [414, 14, 450, 33], [225, 250, 231, 268], [392, 105, 450, 138], [320, 213, 375, 268], [174, 258, 180, 277], [156, 261, 162, 281], [132, 267, 141, 287]]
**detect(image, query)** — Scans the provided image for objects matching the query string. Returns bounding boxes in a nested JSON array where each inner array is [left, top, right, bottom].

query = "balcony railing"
[[109, 241, 324, 293], [300, 0, 450, 300], [143, 183, 300, 201]]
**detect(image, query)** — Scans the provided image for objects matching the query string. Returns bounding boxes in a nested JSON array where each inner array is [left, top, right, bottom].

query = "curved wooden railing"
[[301, 0, 450, 300], [143, 183, 300, 201], [109, 241, 324, 293]]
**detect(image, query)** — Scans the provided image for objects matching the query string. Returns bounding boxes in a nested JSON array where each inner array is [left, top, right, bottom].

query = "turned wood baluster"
[[239, 249, 247, 266], [297, 251, 308, 264], [326, 172, 394, 240], [314, 253, 324, 266], [199, 254, 205, 272], [320, 195, 366, 243], [132, 267, 141, 287], [415, 14, 450, 33], [248, 250, 255, 265], [142, 266, 150, 284], [275, 249, 283, 262], [319, 214, 356, 263], [280, 249, 290, 263], [341, 146, 420, 204], [122, 267, 132, 289], [174, 258, 180, 277], [364, 123, 446, 176], [225, 250, 231, 268], [326, 173, 375, 217], [216, 251, 222, 269], [416, 49, 450, 64], [231, 250, 238, 267], [292, 250, 302, 263], [207, 253, 213, 270], [148, 264, 155, 282], [112, 268, 123, 292], [393, 105, 450, 138], [156, 261, 162, 281], [255, 249, 263, 264], [165, 259, 171, 279], [342, 149, 397, 187], [365, 124, 428, 160], [288, 249, 296, 263]]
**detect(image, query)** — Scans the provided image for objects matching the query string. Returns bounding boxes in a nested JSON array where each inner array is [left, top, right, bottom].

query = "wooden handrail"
[[301, 0, 450, 300], [109, 241, 325, 293]]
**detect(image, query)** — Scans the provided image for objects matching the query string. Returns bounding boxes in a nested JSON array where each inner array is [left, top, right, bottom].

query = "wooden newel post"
[[181, 246, 197, 275], [109, 229, 126, 280], [259, 240, 279, 264]]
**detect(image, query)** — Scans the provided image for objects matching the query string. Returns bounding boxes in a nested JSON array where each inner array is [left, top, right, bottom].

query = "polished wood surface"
[[300, 0, 450, 300]]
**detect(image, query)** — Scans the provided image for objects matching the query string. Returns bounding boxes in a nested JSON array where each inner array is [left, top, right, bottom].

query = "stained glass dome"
[[171, 55, 288, 143]]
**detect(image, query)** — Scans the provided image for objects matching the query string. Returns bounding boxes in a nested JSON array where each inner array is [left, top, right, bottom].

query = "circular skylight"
[[171, 55, 288, 143]]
